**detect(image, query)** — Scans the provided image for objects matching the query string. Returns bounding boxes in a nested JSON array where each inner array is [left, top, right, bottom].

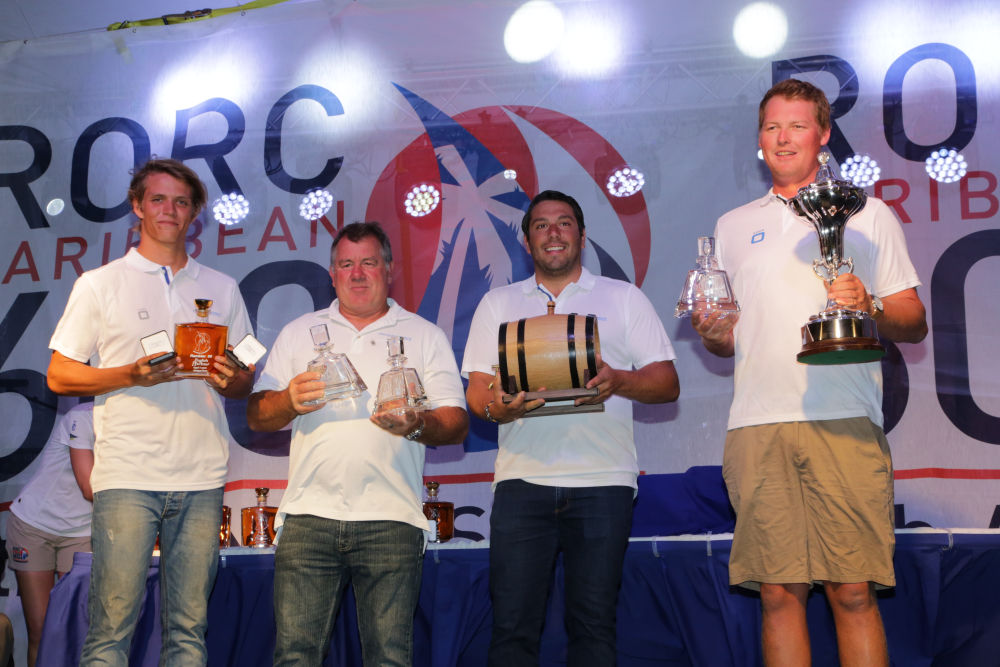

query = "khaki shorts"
[[723, 417, 894, 591], [5, 513, 91, 573]]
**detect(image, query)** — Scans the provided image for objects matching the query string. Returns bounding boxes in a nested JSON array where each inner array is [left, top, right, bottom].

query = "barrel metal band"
[[498, 322, 510, 393], [516, 318, 529, 392], [566, 313, 580, 387], [585, 315, 597, 380]]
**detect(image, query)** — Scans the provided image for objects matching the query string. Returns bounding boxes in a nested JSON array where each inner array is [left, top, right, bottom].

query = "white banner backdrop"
[[0, 0, 998, 553]]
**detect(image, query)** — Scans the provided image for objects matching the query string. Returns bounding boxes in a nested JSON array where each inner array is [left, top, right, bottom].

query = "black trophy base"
[[797, 310, 885, 365], [500, 387, 604, 417]]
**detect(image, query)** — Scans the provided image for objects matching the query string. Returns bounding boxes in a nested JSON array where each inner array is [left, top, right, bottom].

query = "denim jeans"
[[488, 479, 635, 667], [80, 487, 223, 667], [273, 515, 424, 667]]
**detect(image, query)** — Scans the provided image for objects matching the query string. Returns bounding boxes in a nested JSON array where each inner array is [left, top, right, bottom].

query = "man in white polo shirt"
[[462, 190, 680, 666], [247, 221, 468, 666], [47, 158, 253, 665], [692, 79, 927, 666]]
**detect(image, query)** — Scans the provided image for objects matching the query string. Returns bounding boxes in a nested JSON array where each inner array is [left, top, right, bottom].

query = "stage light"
[[298, 189, 334, 221], [733, 3, 787, 58], [46, 198, 65, 216], [503, 169, 517, 180], [504, 1, 564, 64], [212, 193, 249, 226], [925, 148, 968, 184], [553, 6, 622, 78], [404, 184, 441, 218], [840, 154, 881, 187], [606, 167, 645, 198]]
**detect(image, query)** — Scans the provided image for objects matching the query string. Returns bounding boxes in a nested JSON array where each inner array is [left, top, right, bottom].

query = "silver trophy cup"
[[788, 153, 884, 365]]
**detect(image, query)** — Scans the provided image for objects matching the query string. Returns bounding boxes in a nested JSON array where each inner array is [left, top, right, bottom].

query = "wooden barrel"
[[497, 311, 600, 394]]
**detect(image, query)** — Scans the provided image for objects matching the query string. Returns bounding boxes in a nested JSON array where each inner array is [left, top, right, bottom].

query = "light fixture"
[[733, 3, 788, 59], [404, 184, 441, 217], [840, 154, 881, 187], [504, 1, 564, 64], [606, 166, 645, 198], [503, 168, 518, 180], [46, 198, 65, 216], [212, 193, 249, 226], [298, 189, 334, 221], [925, 148, 968, 184]]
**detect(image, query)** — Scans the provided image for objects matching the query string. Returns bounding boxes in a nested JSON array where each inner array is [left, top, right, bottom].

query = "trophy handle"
[[812, 257, 855, 285]]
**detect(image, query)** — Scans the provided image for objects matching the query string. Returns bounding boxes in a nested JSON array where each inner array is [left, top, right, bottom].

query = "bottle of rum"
[[175, 298, 227, 378], [422, 481, 454, 543], [241, 487, 277, 548]]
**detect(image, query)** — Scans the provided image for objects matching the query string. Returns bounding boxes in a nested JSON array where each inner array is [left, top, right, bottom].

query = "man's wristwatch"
[[404, 418, 425, 442], [870, 294, 884, 319]]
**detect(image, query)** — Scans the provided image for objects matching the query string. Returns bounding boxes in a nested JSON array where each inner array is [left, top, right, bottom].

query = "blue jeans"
[[273, 515, 424, 667], [488, 480, 635, 667], [81, 487, 223, 667]]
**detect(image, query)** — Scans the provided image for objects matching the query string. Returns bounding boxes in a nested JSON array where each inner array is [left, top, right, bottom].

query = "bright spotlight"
[[212, 193, 249, 226], [299, 189, 334, 221], [554, 9, 622, 78], [925, 148, 968, 184], [733, 2, 788, 58], [503, 169, 518, 180], [504, 1, 564, 64], [404, 184, 441, 218], [606, 167, 645, 198], [840, 154, 882, 187]]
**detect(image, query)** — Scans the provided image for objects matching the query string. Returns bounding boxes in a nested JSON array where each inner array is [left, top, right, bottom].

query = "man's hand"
[[577, 357, 620, 405], [287, 371, 327, 414], [131, 353, 181, 387], [827, 273, 871, 312], [370, 409, 423, 437], [691, 309, 739, 357]]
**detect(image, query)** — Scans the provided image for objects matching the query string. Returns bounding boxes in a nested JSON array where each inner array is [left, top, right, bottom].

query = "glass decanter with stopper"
[[302, 323, 367, 406], [674, 236, 740, 318], [175, 298, 228, 377], [241, 487, 277, 548], [372, 336, 427, 416], [422, 481, 454, 543]]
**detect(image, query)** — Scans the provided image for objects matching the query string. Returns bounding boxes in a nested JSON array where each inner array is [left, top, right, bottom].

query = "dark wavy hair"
[[520, 190, 585, 236]]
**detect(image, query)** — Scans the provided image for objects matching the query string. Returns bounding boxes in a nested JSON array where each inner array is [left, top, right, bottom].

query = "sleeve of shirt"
[[625, 284, 677, 369], [869, 200, 922, 298], [420, 325, 467, 410], [460, 293, 500, 378], [49, 274, 101, 363], [65, 405, 96, 452], [224, 279, 253, 343], [253, 320, 299, 393]]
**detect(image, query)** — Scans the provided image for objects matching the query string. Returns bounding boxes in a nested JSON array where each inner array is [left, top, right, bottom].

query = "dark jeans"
[[272, 515, 424, 667], [488, 479, 634, 667]]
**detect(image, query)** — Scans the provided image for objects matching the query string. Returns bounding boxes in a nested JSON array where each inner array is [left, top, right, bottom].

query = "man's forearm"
[[246, 389, 298, 432]]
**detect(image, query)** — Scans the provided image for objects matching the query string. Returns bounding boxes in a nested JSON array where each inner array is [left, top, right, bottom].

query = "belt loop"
[[706, 531, 712, 558], [651, 537, 661, 558]]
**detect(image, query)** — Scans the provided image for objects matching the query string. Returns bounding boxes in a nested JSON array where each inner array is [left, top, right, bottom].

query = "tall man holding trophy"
[[692, 79, 927, 665], [463, 190, 680, 666]]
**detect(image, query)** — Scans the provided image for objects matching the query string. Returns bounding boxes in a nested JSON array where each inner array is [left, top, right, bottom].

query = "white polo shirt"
[[11, 403, 94, 537], [462, 268, 676, 489], [254, 300, 466, 532], [49, 248, 252, 492], [715, 192, 921, 430]]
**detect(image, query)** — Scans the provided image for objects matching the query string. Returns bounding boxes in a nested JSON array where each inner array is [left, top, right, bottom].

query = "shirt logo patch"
[[751, 230, 765, 244], [12, 547, 28, 563], [138, 310, 150, 320]]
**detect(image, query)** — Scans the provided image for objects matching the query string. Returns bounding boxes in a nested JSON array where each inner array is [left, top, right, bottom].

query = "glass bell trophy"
[[303, 323, 366, 406], [372, 336, 428, 416], [674, 236, 740, 318]]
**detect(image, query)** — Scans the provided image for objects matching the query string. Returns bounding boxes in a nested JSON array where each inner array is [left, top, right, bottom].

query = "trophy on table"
[[674, 236, 740, 319], [788, 153, 884, 365]]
